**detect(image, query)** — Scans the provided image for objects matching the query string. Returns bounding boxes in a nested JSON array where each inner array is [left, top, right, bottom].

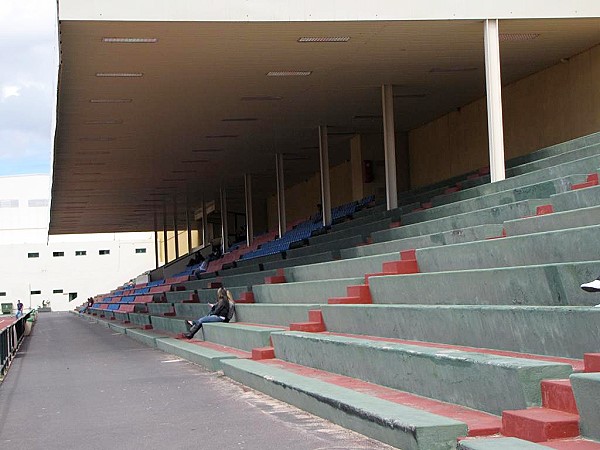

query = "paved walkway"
[[0, 313, 393, 450]]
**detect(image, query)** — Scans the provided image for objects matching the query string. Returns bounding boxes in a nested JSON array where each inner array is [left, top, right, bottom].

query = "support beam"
[[382, 84, 398, 210], [173, 199, 179, 259], [153, 213, 159, 269], [275, 153, 286, 237], [162, 204, 168, 265], [484, 18, 506, 182], [220, 188, 228, 255], [244, 173, 254, 247], [186, 200, 193, 254], [202, 195, 208, 247], [318, 125, 332, 227]]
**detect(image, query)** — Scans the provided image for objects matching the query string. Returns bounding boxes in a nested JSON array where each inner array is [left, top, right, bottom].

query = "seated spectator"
[[183, 288, 233, 339], [193, 259, 209, 279], [79, 297, 94, 315], [187, 253, 205, 267]]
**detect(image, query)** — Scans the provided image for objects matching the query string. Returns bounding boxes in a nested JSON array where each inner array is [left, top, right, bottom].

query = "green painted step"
[[125, 328, 170, 348], [271, 331, 573, 415], [155, 338, 239, 371], [416, 224, 600, 272], [321, 304, 600, 359], [368, 261, 600, 308], [252, 277, 364, 304], [551, 183, 600, 211], [571, 372, 600, 441], [341, 224, 503, 259], [202, 322, 283, 352], [372, 199, 546, 243], [504, 205, 600, 236], [222, 358, 467, 450], [235, 304, 322, 327], [261, 251, 336, 271], [127, 312, 152, 327], [147, 303, 174, 315]]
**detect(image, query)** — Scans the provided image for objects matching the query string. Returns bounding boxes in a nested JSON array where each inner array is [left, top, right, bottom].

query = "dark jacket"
[[209, 298, 230, 321]]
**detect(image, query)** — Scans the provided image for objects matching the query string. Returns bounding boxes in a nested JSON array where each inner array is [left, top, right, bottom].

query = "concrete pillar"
[[153, 213, 159, 269], [244, 173, 254, 247], [173, 199, 179, 259], [202, 195, 208, 247], [162, 204, 168, 264], [220, 188, 228, 254], [318, 125, 332, 226], [382, 84, 398, 210], [484, 19, 506, 182], [275, 153, 286, 237]]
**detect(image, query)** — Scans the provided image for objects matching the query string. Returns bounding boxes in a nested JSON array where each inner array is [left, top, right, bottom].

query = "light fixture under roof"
[[90, 98, 133, 103], [84, 119, 123, 125], [102, 37, 158, 43], [353, 114, 383, 120], [393, 94, 427, 99], [241, 96, 282, 101], [499, 33, 540, 42], [429, 67, 477, 73], [181, 159, 209, 163], [205, 134, 238, 139], [79, 137, 116, 141], [95, 72, 143, 77], [267, 71, 312, 77], [191, 148, 223, 153], [298, 36, 350, 43], [222, 118, 258, 122]]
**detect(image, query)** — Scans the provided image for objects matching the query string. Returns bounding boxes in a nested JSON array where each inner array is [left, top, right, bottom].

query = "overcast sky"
[[0, 1, 58, 176]]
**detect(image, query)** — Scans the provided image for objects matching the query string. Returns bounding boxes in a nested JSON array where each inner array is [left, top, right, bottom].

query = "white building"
[[0, 174, 155, 312]]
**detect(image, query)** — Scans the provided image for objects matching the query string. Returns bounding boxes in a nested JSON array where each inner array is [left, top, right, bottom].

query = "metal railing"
[[0, 311, 31, 378]]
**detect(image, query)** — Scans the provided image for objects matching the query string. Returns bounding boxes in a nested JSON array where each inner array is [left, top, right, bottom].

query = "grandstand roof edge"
[[58, 0, 600, 23]]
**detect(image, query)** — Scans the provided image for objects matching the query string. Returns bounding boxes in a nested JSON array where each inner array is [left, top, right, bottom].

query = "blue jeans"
[[15, 311, 23, 319], [192, 315, 225, 327]]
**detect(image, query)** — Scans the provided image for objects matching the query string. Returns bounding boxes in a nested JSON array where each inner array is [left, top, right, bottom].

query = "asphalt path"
[[0, 313, 394, 450]]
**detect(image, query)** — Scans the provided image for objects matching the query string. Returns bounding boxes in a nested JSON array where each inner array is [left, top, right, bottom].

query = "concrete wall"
[[409, 43, 600, 187]]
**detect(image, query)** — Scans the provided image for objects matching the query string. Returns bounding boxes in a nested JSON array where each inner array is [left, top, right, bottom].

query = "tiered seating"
[[78, 131, 600, 449]]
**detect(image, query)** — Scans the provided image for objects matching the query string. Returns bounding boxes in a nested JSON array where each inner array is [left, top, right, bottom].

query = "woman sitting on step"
[[184, 287, 233, 339]]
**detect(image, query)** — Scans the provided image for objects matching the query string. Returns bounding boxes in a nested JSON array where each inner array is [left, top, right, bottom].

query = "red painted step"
[[502, 408, 580, 442], [328, 296, 371, 305], [389, 221, 402, 228], [347, 284, 372, 302], [235, 292, 255, 303], [400, 249, 417, 260], [536, 204, 554, 216], [584, 353, 600, 372], [252, 347, 275, 360], [182, 293, 200, 303], [206, 282, 223, 289], [289, 321, 326, 332], [264, 275, 286, 284], [572, 173, 599, 190], [542, 379, 578, 414], [381, 259, 419, 275]]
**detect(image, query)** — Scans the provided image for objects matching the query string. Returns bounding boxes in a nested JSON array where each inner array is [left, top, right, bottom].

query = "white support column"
[[162, 204, 169, 264], [382, 84, 398, 210], [318, 125, 332, 226], [185, 201, 192, 254], [220, 188, 228, 254], [484, 19, 506, 182], [275, 153, 286, 237], [244, 173, 254, 247], [173, 198, 179, 259], [202, 195, 208, 247], [153, 212, 159, 269]]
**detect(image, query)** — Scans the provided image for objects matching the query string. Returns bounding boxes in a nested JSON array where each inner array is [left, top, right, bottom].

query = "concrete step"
[[252, 276, 364, 304], [367, 261, 600, 308], [270, 331, 573, 414], [507, 143, 600, 178], [434, 151, 600, 209], [320, 304, 600, 359], [551, 183, 600, 212], [541, 379, 578, 414], [183, 269, 277, 291], [285, 235, 363, 259], [404, 177, 578, 226], [571, 372, 600, 441], [147, 302, 175, 316], [235, 304, 322, 327], [173, 303, 211, 319], [155, 337, 247, 371], [202, 322, 286, 352], [126, 312, 152, 328], [341, 224, 504, 259], [502, 407, 580, 442], [221, 358, 468, 450], [504, 205, 600, 236], [584, 354, 600, 372], [415, 225, 600, 272], [261, 251, 336, 271], [308, 217, 393, 246], [372, 199, 546, 244], [125, 328, 170, 348], [284, 251, 400, 282]]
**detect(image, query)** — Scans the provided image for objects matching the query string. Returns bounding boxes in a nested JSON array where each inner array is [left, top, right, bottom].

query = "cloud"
[[0, 0, 58, 175]]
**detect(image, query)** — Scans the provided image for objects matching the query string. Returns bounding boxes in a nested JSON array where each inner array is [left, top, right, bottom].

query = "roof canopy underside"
[[51, 14, 600, 235]]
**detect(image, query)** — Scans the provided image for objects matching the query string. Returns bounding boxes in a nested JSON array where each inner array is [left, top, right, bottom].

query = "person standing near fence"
[[15, 299, 24, 319]]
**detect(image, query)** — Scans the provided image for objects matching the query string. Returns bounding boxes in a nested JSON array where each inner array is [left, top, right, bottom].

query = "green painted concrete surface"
[[222, 358, 467, 450], [125, 328, 170, 348], [201, 322, 282, 351], [271, 331, 572, 415], [155, 338, 239, 371], [235, 304, 321, 327], [252, 277, 364, 304], [458, 437, 553, 449], [570, 372, 600, 441], [504, 205, 600, 236]]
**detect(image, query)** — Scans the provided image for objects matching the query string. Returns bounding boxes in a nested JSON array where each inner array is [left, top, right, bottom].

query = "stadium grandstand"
[[3, 1, 600, 449]]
